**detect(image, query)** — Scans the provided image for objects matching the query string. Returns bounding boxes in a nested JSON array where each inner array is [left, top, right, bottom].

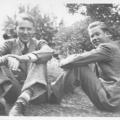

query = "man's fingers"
[[8, 58, 13, 69], [10, 62, 17, 70], [11, 59, 19, 70], [8, 57, 20, 71], [8, 59, 15, 70]]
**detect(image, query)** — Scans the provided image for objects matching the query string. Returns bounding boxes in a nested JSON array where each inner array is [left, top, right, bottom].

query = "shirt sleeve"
[[61, 43, 113, 67], [31, 39, 54, 60]]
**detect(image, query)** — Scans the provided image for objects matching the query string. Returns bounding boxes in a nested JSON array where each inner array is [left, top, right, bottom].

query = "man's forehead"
[[17, 19, 34, 28], [89, 26, 103, 33], [16, 13, 34, 27], [17, 18, 33, 24]]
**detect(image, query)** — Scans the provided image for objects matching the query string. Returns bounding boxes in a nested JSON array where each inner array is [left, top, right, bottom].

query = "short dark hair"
[[15, 13, 34, 27]]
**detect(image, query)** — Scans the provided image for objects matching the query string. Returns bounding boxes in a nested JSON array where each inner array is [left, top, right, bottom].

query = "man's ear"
[[32, 28, 35, 33]]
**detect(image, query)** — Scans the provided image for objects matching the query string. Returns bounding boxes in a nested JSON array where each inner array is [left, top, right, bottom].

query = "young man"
[[0, 13, 57, 116], [52, 21, 120, 112]]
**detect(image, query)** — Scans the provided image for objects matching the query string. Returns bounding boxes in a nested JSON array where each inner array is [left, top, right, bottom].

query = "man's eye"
[[19, 27, 25, 30], [91, 34, 94, 38], [96, 33, 100, 36], [27, 28, 32, 31]]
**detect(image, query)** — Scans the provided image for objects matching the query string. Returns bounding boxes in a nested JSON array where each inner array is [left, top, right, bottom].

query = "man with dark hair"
[[0, 13, 58, 116], [52, 21, 120, 112]]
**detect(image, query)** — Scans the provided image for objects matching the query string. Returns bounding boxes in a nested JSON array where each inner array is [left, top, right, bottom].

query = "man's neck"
[[20, 40, 30, 46]]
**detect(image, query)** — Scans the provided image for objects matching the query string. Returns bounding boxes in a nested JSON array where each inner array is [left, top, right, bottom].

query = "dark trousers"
[[51, 65, 120, 112], [0, 66, 21, 104]]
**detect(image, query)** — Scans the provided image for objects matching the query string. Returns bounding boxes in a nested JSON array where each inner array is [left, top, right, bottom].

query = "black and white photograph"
[[0, 0, 120, 119]]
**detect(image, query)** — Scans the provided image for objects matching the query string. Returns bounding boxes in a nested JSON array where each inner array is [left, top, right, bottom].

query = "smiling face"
[[89, 26, 112, 47], [16, 19, 34, 43]]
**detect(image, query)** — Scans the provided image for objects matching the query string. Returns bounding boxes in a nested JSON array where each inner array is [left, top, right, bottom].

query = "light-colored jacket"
[[0, 38, 54, 98]]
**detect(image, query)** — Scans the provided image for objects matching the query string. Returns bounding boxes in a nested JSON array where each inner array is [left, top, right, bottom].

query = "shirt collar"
[[17, 38, 30, 46], [16, 38, 30, 50]]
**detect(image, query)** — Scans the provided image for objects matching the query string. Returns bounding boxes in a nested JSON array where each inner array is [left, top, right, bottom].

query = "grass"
[[25, 87, 120, 117]]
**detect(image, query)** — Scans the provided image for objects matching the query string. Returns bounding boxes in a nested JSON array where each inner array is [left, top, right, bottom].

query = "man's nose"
[[92, 35, 98, 41], [91, 37, 97, 44], [24, 29, 29, 34]]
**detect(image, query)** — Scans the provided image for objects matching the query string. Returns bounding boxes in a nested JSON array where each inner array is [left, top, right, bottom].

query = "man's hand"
[[59, 54, 77, 67], [59, 54, 81, 69], [7, 56, 20, 71]]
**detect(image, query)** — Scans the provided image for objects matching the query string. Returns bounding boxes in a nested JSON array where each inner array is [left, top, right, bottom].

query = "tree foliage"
[[58, 3, 120, 54], [3, 5, 58, 44], [66, 3, 120, 28], [53, 17, 93, 56]]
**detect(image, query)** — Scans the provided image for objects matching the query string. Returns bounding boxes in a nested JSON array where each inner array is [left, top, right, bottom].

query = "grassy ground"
[[25, 87, 120, 117]]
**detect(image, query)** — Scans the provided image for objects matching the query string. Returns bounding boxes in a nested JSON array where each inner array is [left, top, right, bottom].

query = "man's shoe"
[[9, 102, 25, 116]]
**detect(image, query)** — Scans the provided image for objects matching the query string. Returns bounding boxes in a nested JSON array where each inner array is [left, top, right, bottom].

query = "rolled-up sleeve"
[[31, 39, 54, 61]]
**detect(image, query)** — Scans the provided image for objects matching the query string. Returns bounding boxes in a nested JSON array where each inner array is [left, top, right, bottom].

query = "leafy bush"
[[53, 17, 93, 56]]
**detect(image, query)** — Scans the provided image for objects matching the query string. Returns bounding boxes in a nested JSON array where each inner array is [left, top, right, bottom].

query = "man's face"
[[89, 26, 112, 47], [16, 19, 34, 43]]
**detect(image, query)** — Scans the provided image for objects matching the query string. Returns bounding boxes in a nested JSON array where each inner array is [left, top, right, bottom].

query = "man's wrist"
[[0, 56, 7, 65], [27, 53, 38, 62]]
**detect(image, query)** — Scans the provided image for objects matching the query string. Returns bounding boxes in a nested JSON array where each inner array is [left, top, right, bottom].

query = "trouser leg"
[[14, 83, 48, 106], [0, 67, 21, 104], [8, 88, 32, 116], [15, 88, 33, 106], [78, 65, 105, 110], [0, 97, 8, 116], [0, 68, 21, 115], [51, 64, 120, 111], [9, 62, 48, 116], [79, 65, 120, 111], [2, 81, 21, 104], [21, 63, 48, 104], [51, 69, 76, 102]]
